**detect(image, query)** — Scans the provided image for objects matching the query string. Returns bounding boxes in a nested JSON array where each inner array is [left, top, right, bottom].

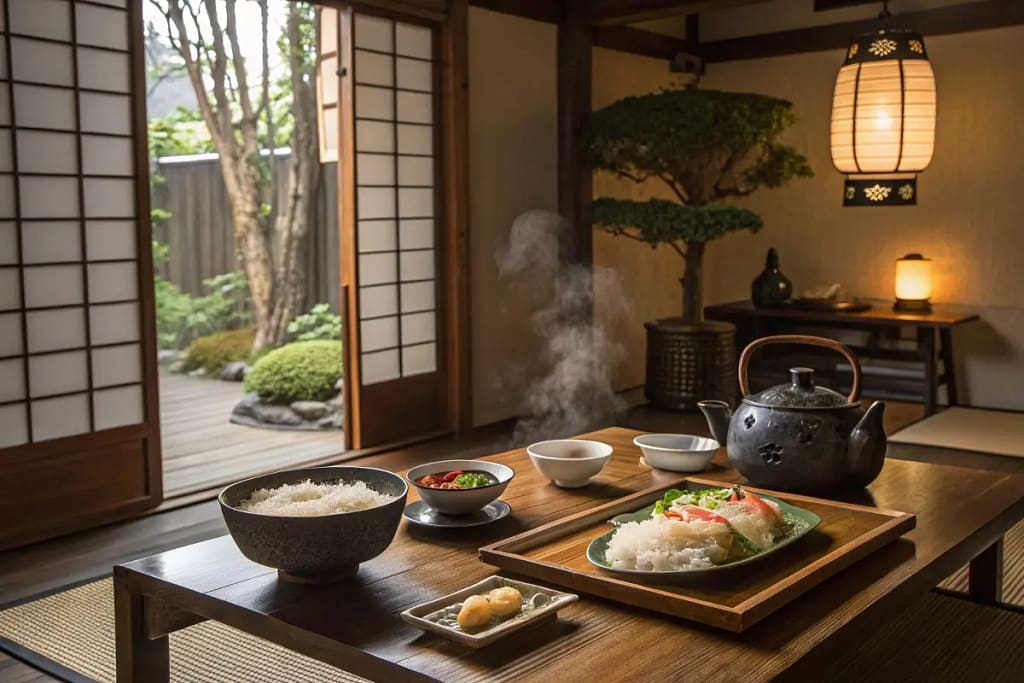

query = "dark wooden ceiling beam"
[[568, 0, 772, 26], [701, 0, 1024, 63], [592, 25, 695, 61], [468, 0, 564, 24]]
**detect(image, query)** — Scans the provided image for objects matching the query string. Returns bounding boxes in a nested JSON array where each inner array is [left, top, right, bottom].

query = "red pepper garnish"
[[664, 506, 728, 525], [441, 470, 464, 483], [729, 486, 782, 522]]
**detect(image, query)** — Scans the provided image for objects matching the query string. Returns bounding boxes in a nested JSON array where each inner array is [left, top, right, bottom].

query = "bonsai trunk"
[[681, 241, 704, 324]]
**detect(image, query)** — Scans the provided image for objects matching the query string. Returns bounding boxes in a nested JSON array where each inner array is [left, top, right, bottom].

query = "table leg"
[[968, 538, 1004, 605], [114, 574, 169, 683], [918, 328, 937, 415], [939, 328, 959, 406]]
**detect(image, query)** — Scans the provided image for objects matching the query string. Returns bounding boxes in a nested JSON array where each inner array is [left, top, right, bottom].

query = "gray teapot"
[[698, 335, 886, 493]]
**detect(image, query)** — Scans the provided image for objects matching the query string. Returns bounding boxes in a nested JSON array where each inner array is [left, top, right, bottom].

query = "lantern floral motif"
[[864, 185, 892, 202], [830, 29, 937, 206], [868, 38, 897, 56]]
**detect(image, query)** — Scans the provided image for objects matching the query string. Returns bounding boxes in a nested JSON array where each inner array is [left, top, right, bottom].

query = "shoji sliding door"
[[320, 6, 446, 448], [0, 0, 160, 549]]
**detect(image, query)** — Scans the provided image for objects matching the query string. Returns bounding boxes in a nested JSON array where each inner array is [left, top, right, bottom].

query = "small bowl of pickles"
[[406, 459, 514, 515]]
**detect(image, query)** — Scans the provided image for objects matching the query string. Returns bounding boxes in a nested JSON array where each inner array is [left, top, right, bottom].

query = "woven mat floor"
[[889, 407, 1024, 458], [824, 591, 1024, 682], [939, 520, 1024, 604], [0, 579, 367, 683]]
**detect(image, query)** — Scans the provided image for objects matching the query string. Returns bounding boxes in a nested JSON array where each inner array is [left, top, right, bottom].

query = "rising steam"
[[497, 210, 627, 445]]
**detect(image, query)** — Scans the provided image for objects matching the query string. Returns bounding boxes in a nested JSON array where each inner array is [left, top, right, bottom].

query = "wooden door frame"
[[332, 0, 472, 449]]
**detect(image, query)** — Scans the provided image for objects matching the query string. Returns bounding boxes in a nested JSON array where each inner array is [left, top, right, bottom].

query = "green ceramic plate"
[[586, 487, 821, 583]]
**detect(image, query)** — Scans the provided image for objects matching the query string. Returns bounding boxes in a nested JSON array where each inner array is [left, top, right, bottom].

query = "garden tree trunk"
[[262, 5, 321, 348], [161, 0, 318, 352], [681, 240, 704, 324]]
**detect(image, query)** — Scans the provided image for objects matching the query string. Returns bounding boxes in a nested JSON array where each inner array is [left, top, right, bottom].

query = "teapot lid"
[[745, 367, 852, 408]]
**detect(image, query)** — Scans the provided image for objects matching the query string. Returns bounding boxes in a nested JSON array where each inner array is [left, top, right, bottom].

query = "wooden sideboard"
[[704, 300, 981, 415]]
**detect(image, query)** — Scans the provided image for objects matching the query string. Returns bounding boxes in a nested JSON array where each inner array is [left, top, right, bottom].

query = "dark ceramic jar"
[[751, 247, 792, 307], [698, 335, 887, 493]]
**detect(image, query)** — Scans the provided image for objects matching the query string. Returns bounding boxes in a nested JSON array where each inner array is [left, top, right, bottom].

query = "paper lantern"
[[830, 29, 936, 206], [893, 253, 932, 312]]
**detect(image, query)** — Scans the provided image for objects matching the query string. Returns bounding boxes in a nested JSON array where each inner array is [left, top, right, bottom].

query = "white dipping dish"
[[633, 434, 719, 473], [526, 439, 613, 488]]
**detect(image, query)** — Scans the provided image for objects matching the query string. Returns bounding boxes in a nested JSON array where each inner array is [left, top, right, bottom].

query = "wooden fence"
[[152, 154, 340, 312]]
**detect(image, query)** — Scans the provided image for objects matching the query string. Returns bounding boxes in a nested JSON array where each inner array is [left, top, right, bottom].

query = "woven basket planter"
[[644, 318, 737, 411]]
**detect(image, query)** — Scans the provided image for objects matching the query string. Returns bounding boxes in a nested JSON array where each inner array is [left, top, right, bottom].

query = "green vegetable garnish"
[[654, 488, 686, 514], [453, 472, 492, 488]]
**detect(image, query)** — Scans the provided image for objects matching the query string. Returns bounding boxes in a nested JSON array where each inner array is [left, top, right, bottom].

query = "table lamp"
[[893, 253, 932, 312]]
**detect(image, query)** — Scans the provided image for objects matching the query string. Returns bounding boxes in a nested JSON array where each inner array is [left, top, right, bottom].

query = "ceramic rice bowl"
[[219, 466, 407, 583]]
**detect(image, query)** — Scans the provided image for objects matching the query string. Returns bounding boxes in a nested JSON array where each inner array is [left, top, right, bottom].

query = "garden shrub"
[[152, 242, 252, 350], [184, 327, 256, 375], [287, 303, 342, 342], [243, 340, 344, 404]]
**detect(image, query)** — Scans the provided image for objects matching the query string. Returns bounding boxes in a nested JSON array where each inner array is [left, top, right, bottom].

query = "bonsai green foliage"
[[183, 327, 256, 375], [582, 88, 813, 322], [288, 303, 342, 342], [592, 199, 763, 245], [244, 341, 344, 405]]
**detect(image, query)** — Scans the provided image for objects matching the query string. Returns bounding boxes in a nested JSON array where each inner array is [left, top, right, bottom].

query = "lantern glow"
[[894, 253, 933, 312], [830, 28, 936, 206]]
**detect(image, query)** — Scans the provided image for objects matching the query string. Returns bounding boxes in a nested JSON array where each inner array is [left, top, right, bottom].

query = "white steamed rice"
[[604, 515, 734, 571], [237, 479, 395, 516]]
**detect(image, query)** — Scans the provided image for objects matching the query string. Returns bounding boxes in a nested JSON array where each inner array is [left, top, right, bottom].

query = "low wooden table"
[[114, 428, 1023, 682], [704, 299, 981, 415]]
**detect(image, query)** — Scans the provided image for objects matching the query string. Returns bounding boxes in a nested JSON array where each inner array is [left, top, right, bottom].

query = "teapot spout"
[[848, 401, 887, 486], [697, 400, 732, 447]]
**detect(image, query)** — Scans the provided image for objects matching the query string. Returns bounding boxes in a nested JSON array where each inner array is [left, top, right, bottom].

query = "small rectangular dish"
[[400, 576, 578, 648]]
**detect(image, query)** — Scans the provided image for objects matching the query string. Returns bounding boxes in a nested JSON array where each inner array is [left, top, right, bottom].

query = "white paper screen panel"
[[353, 14, 439, 385], [317, 7, 339, 163], [0, 0, 144, 446]]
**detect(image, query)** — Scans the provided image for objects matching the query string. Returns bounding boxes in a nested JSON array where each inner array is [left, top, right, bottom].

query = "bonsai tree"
[[582, 88, 813, 324]]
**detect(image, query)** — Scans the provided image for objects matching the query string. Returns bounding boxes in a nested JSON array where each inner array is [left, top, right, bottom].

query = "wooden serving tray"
[[479, 478, 915, 632]]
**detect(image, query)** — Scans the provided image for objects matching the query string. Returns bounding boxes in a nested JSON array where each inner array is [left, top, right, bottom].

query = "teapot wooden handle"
[[738, 334, 861, 403]]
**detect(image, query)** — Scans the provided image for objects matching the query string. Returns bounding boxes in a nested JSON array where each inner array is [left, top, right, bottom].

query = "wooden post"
[[442, 0, 473, 434], [557, 21, 593, 321]]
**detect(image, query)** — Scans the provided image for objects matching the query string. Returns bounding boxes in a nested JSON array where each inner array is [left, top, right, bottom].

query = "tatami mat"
[[939, 520, 1024, 605], [825, 591, 1024, 682], [0, 579, 368, 683], [890, 407, 1024, 458]]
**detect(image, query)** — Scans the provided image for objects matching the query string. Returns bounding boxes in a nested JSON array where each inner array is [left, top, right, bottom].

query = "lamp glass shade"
[[830, 30, 936, 205], [894, 255, 932, 301]]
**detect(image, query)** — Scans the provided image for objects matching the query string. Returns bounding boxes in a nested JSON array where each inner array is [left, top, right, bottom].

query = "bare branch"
[[260, 0, 276, 210], [225, 0, 255, 126], [615, 168, 651, 184], [161, 0, 222, 146], [667, 240, 687, 260], [657, 173, 689, 205], [202, 0, 234, 138]]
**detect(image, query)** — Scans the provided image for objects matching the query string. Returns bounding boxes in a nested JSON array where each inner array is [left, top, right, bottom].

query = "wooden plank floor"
[[159, 371, 345, 498]]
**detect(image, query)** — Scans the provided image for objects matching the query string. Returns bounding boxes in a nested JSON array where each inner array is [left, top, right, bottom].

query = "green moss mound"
[[183, 327, 255, 375], [243, 340, 343, 404]]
